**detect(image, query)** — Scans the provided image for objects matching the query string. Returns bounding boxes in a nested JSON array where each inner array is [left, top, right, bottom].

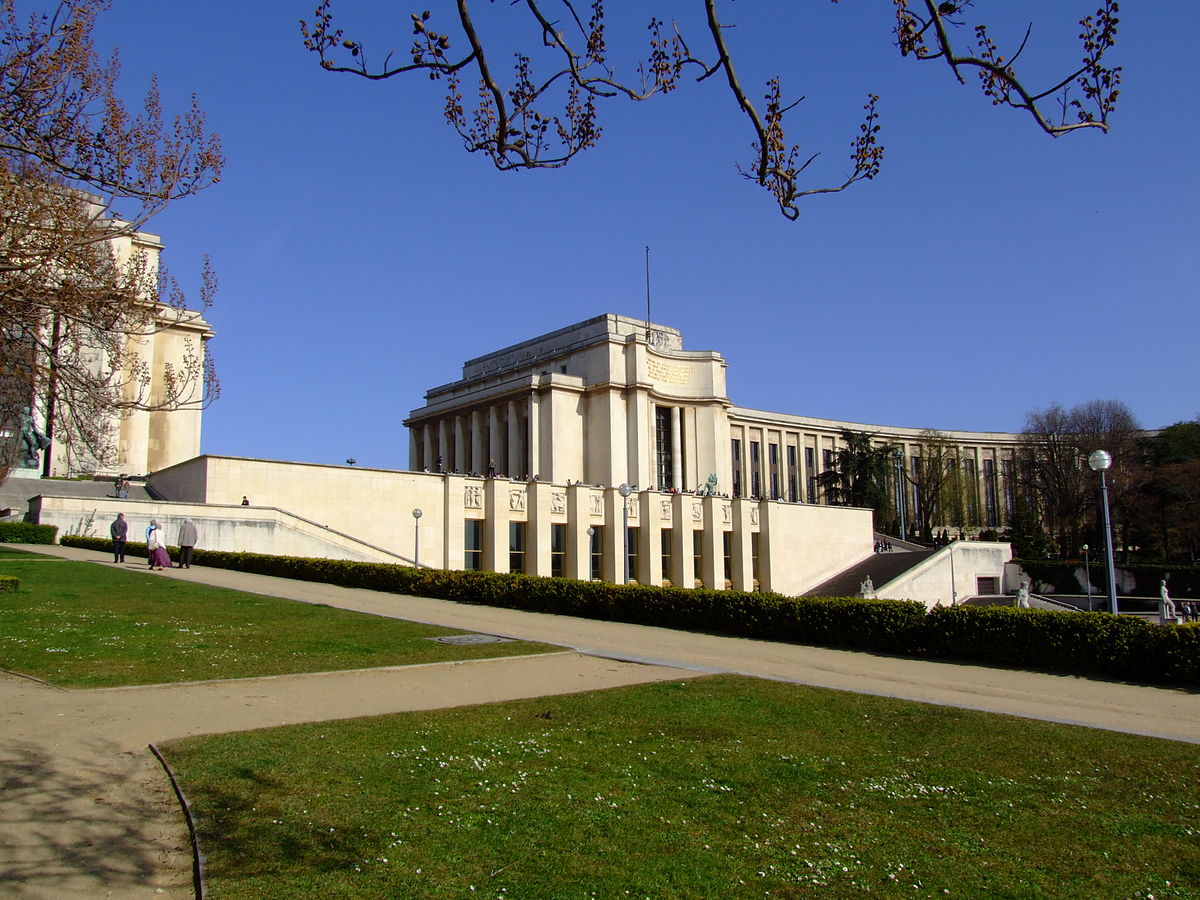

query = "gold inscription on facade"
[[647, 359, 694, 386]]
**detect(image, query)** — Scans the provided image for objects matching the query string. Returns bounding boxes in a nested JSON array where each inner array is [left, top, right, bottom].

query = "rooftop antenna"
[[644, 245, 652, 341]]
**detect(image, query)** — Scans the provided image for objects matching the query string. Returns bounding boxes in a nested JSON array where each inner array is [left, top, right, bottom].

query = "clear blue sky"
[[88, 1, 1197, 469]]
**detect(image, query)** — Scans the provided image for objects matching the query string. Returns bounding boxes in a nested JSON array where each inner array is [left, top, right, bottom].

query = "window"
[[693, 530, 703, 583], [655, 407, 674, 490], [590, 526, 603, 580], [661, 529, 672, 583], [464, 520, 483, 570], [722, 531, 732, 585], [977, 576, 999, 595], [768, 443, 780, 499], [910, 456, 922, 525], [983, 458, 998, 527], [963, 458, 979, 525], [822, 449, 835, 505], [805, 447, 816, 503], [751, 532, 760, 588], [509, 522, 526, 574], [550, 523, 566, 578], [626, 526, 640, 583], [1001, 458, 1016, 522], [786, 445, 798, 502], [731, 438, 743, 498], [750, 441, 761, 497]]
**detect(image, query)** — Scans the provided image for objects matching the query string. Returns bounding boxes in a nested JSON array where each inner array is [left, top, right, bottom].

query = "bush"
[[55, 536, 1200, 686], [0, 522, 58, 544], [0, 575, 19, 593]]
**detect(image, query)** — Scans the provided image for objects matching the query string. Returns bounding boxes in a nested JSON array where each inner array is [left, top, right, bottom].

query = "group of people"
[[108, 513, 198, 571], [111, 475, 131, 498]]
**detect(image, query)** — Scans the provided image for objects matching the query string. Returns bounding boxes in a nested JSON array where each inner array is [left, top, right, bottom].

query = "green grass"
[[163, 676, 1200, 900], [0, 555, 554, 686]]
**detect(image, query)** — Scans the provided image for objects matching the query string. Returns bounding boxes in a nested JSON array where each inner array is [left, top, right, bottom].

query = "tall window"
[[731, 438, 743, 498], [805, 447, 816, 503], [509, 522, 526, 574], [655, 407, 674, 490], [661, 529, 672, 583], [750, 441, 761, 497], [751, 532, 760, 588], [626, 526, 640, 583], [550, 523, 566, 578], [786, 445, 798, 502], [590, 526, 603, 580], [693, 530, 703, 583], [822, 449, 835, 505], [1001, 458, 1016, 522], [722, 531, 732, 586], [910, 456, 922, 526], [768, 443, 780, 499], [464, 520, 483, 570], [983, 458, 998, 527], [963, 458, 979, 525]]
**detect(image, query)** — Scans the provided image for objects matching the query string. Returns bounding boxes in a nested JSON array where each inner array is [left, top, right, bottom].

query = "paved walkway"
[[3, 544, 1199, 898]]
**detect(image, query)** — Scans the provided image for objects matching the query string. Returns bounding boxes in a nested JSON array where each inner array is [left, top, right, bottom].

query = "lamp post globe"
[[412, 508, 423, 566], [1088, 450, 1119, 615]]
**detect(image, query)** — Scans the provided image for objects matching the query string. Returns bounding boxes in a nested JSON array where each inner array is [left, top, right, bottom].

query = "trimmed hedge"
[[0, 575, 18, 593], [57, 536, 1200, 686], [0, 522, 58, 544]]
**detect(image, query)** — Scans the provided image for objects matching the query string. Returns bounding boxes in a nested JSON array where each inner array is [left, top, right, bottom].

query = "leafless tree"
[[302, 1, 1120, 220], [0, 0, 224, 477], [1019, 399, 1140, 558]]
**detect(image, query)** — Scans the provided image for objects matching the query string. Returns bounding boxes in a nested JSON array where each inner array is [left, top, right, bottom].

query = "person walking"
[[109, 513, 128, 563], [176, 518, 198, 568], [145, 520, 171, 571]]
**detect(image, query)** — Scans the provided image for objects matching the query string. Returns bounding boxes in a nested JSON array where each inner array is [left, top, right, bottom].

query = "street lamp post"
[[1088, 450, 1118, 615], [1081, 544, 1092, 612], [894, 449, 907, 541], [618, 483, 633, 585], [412, 508, 423, 567]]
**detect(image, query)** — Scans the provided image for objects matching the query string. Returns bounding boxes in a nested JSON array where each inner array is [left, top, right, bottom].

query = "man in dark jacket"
[[109, 513, 128, 563], [177, 518, 198, 568]]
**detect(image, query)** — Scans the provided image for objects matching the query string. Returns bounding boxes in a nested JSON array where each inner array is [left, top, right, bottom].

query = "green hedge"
[[0, 522, 58, 544], [58, 536, 1200, 686], [0, 575, 19, 593]]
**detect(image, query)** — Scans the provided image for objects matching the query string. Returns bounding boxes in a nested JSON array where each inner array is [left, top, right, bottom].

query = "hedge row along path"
[[3, 543, 1199, 899]]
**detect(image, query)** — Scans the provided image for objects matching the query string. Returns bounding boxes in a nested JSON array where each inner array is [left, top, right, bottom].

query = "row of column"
[[442, 478, 770, 593], [413, 397, 539, 478]]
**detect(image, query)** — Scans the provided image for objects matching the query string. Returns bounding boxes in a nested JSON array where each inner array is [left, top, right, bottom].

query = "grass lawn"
[[0, 550, 554, 686], [163, 675, 1200, 900]]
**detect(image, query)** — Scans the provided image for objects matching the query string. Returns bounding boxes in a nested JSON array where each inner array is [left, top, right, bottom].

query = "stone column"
[[454, 416, 467, 473], [508, 399, 521, 477], [700, 495, 723, 590], [729, 499, 755, 592], [528, 394, 541, 480], [471, 410, 485, 475], [670, 491, 694, 589], [421, 426, 433, 472], [488, 406, 502, 475]]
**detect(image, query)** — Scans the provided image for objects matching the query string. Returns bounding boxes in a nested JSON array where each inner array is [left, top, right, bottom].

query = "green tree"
[[815, 430, 896, 525]]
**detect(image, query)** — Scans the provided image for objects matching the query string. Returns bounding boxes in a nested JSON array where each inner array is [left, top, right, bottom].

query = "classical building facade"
[[21, 221, 212, 479], [405, 314, 1024, 535], [28, 313, 1013, 604]]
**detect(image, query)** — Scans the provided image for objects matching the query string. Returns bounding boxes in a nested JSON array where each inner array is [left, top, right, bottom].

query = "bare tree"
[[301, 1, 1120, 220], [0, 0, 224, 477], [1019, 399, 1140, 558]]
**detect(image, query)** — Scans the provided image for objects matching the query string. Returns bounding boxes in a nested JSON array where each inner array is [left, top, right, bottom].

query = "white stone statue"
[[1016, 582, 1030, 608], [859, 575, 876, 599], [1160, 580, 1177, 625]]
